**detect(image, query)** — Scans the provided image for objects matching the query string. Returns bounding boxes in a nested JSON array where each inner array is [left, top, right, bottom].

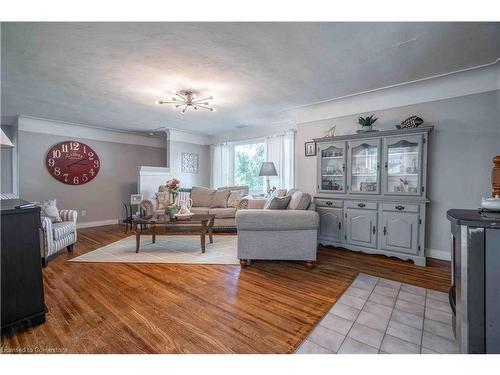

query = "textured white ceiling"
[[2, 22, 500, 135]]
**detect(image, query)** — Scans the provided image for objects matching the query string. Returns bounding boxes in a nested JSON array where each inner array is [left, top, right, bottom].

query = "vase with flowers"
[[163, 178, 180, 217]]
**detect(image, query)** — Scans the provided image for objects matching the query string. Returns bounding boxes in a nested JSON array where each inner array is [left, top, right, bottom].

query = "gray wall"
[[19, 131, 164, 223], [1, 125, 14, 193], [17, 131, 210, 223], [170, 140, 210, 189], [296, 90, 500, 258]]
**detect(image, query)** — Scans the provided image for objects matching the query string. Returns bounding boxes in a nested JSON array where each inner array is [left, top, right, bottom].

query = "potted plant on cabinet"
[[357, 115, 378, 133]]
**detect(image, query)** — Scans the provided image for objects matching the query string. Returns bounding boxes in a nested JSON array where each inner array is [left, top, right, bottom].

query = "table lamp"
[[259, 162, 278, 196]]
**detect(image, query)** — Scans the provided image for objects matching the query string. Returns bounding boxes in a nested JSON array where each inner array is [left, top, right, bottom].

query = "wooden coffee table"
[[131, 214, 216, 253]]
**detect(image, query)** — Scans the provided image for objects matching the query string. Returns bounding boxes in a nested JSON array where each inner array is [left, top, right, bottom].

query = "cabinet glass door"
[[319, 143, 346, 193], [349, 140, 380, 194], [384, 135, 422, 195]]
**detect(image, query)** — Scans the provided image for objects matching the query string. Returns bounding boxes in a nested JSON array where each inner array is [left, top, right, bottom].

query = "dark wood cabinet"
[[1, 199, 46, 333]]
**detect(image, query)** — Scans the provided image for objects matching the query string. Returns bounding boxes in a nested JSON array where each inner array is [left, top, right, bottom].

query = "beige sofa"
[[142, 185, 265, 228]]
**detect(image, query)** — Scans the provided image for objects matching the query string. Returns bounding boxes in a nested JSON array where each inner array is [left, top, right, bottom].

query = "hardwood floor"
[[1, 224, 450, 354]]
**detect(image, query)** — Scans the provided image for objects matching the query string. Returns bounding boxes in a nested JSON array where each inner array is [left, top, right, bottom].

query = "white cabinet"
[[317, 207, 343, 244], [346, 208, 378, 248], [380, 211, 419, 254]]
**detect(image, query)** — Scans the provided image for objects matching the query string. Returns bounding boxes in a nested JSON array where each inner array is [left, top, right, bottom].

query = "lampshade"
[[1, 129, 14, 148], [259, 162, 278, 177]]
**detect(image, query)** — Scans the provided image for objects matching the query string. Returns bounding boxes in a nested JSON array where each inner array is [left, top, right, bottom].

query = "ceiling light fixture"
[[156, 90, 216, 114]]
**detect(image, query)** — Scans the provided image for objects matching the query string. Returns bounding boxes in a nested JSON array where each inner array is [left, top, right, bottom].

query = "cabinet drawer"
[[382, 203, 419, 213], [345, 201, 377, 210], [316, 199, 344, 208]]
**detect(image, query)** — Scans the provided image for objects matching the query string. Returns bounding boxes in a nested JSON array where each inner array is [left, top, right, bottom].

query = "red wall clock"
[[45, 141, 100, 185]]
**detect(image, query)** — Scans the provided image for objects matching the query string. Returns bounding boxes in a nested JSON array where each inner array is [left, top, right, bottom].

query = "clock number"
[[82, 174, 88, 182], [88, 152, 94, 160], [73, 176, 79, 185], [63, 173, 69, 182], [48, 158, 55, 167], [94, 160, 100, 168], [61, 144, 69, 153], [83, 145, 87, 154], [52, 150, 61, 158], [54, 167, 61, 176], [70, 142, 80, 151], [89, 168, 95, 176]]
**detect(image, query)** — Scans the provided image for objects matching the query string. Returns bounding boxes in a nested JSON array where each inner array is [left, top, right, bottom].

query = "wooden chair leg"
[[66, 244, 74, 253], [240, 259, 249, 268], [42, 257, 48, 268]]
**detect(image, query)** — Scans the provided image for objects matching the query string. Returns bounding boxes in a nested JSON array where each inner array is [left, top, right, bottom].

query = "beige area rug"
[[69, 235, 239, 265]]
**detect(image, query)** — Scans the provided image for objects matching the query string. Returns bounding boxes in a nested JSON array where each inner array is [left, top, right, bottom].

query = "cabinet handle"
[[342, 163, 345, 171], [326, 201, 333, 206], [372, 225, 376, 234], [385, 162, 388, 169], [357, 203, 366, 208], [383, 226, 387, 236], [395, 205, 405, 211], [377, 163, 380, 170], [338, 222, 342, 230]]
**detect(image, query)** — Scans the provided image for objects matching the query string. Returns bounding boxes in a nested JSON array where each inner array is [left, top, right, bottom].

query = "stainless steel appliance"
[[448, 209, 500, 353]]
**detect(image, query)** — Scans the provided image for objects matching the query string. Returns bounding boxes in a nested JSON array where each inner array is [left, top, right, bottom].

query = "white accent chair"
[[41, 209, 78, 267]]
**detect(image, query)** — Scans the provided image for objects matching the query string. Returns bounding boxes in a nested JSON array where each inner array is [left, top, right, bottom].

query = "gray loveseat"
[[235, 190, 319, 269]]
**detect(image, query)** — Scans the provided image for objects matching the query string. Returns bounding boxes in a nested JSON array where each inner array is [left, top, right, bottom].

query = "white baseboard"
[[425, 247, 451, 261], [77, 219, 120, 229]]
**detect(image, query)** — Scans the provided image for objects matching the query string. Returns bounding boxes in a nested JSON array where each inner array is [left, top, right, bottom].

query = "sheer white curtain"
[[265, 131, 295, 190], [210, 143, 233, 188]]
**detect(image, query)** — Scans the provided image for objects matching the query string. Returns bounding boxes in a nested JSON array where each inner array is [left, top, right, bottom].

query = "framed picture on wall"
[[305, 141, 316, 157]]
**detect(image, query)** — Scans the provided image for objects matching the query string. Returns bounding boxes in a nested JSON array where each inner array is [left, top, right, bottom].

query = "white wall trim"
[[17, 115, 211, 146], [290, 59, 500, 125], [209, 122, 297, 144], [77, 219, 119, 229], [169, 128, 211, 145], [425, 247, 451, 261]]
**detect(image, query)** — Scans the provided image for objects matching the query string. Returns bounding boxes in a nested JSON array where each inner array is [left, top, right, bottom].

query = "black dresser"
[[1, 199, 46, 333], [447, 209, 500, 354]]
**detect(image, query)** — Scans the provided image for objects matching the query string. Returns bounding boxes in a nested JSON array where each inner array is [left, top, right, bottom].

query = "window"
[[211, 132, 294, 194], [233, 142, 264, 194]]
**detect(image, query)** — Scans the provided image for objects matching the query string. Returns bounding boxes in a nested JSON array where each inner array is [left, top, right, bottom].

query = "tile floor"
[[295, 273, 458, 354]]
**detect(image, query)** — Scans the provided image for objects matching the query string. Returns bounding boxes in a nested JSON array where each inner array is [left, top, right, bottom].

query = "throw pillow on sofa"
[[191, 186, 216, 207], [274, 188, 288, 197], [211, 189, 231, 208], [287, 191, 311, 210], [264, 195, 291, 210], [38, 199, 62, 223], [227, 190, 243, 208]]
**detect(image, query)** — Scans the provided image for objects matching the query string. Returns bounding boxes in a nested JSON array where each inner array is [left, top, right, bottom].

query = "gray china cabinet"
[[315, 125, 433, 266]]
